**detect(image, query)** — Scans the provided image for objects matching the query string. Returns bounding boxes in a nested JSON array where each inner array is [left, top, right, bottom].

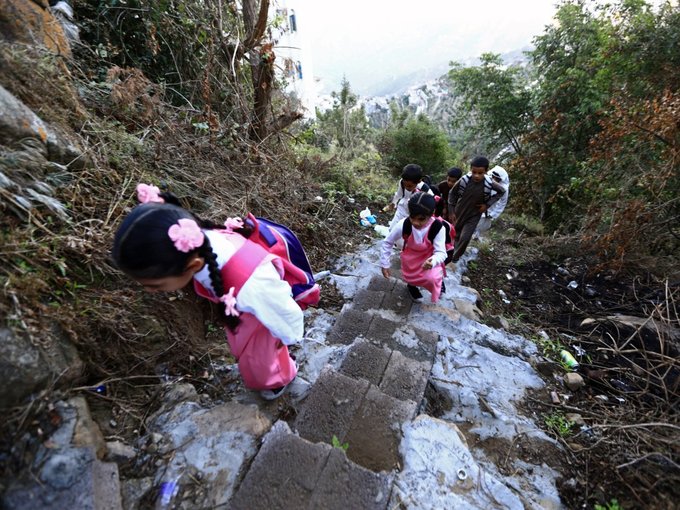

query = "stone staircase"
[[229, 275, 439, 508]]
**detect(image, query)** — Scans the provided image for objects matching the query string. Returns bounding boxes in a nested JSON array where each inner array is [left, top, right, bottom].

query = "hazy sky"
[[292, 0, 561, 95]]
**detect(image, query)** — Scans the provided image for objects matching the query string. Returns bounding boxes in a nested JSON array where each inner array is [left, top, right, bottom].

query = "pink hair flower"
[[136, 183, 164, 204], [167, 218, 204, 252], [219, 287, 240, 317], [223, 217, 244, 233]]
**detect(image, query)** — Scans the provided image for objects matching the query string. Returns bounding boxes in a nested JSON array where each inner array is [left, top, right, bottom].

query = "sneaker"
[[407, 285, 423, 302], [260, 385, 288, 400]]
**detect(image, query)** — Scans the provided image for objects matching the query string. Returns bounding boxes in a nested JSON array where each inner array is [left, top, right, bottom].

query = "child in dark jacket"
[[434, 167, 463, 219], [447, 156, 506, 263]]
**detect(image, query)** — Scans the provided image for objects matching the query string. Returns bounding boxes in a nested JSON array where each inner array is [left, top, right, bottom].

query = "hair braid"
[[197, 238, 240, 330]]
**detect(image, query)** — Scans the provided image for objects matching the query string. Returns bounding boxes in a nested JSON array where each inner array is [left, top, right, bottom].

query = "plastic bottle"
[[155, 465, 183, 510], [560, 350, 579, 370]]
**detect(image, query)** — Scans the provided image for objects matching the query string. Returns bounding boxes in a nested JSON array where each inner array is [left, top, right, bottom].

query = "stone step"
[[340, 340, 431, 403], [294, 368, 417, 472], [327, 307, 438, 363], [229, 421, 393, 510]]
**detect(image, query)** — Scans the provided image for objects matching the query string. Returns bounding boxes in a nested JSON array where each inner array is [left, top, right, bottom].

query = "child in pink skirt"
[[112, 184, 305, 400], [380, 192, 447, 302]]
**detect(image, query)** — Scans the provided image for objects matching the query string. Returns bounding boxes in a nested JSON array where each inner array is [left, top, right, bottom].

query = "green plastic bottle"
[[560, 350, 579, 370]]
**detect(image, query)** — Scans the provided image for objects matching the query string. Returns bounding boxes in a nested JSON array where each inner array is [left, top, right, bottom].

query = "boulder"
[[0, 0, 72, 57]]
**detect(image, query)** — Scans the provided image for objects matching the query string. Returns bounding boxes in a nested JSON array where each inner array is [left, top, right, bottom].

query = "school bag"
[[402, 217, 455, 253], [455, 174, 494, 202], [196, 213, 320, 310]]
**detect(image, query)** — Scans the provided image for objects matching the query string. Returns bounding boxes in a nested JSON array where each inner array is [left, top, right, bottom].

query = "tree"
[[516, 0, 611, 222], [315, 77, 369, 150], [447, 52, 532, 157], [379, 114, 458, 177]]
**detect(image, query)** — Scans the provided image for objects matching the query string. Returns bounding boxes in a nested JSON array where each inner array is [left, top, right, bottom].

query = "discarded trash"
[[560, 350, 579, 370], [90, 385, 107, 395], [567, 280, 578, 289], [155, 480, 180, 510], [498, 289, 511, 304], [373, 224, 390, 237], [550, 391, 561, 404], [557, 266, 570, 276], [313, 270, 332, 281], [359, 208, 377, 227], [585, 285, 597, 297], [457, 468, 468, 481], [572, 344, 586, 357], [610, 379, 634, 393]]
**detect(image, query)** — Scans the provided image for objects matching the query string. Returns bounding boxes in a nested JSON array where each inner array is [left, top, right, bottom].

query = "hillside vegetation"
[[0, 0, 678, 509]]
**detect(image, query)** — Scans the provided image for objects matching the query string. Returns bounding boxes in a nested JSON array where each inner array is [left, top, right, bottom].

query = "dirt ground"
[[464, 217, 679, 510]]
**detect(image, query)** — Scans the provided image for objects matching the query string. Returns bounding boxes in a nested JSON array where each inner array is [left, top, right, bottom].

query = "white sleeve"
[[488, 188, 509, 219], [391, 180, 403, 205], [430, 227, 447, 265], [236, 261, 304, 345], [380, 219, 405, 268]]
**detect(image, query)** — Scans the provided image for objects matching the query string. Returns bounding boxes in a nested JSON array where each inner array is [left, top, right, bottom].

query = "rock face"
[[0, 0, 72, 57], [0, 327, 83, 408]]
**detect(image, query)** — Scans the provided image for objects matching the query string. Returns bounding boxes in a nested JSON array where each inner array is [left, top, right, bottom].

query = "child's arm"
[[487, 186, 509, 219], [485, 181, 507, 210], [390, 179, 403, 206], [237, 263, 304, 345], [447, 181, 462, 222], [379, 219, 405, 278]]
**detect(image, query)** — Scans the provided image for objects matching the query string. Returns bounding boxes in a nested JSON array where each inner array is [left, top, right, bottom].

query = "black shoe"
[[407, 285, 423, 302], [441, 280, 446, 294]]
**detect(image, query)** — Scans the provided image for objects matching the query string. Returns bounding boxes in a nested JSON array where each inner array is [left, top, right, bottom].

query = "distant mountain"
[[358, 47, 532, 138]]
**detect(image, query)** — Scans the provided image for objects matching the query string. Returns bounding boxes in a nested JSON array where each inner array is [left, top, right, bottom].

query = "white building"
[[272, 1, 317, 118]]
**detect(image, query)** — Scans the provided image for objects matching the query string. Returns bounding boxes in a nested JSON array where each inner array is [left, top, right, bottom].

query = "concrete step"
[[340, 339, 431, 403], [294, 368, 417, 472], [229, 421, 392, 510], [327, 307, 438, 363]]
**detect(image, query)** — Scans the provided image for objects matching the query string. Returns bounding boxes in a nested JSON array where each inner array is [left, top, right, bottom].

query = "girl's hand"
[[477, 203, 488, 213], [382, 267, 391, 279], [422, 258, 433, 270]]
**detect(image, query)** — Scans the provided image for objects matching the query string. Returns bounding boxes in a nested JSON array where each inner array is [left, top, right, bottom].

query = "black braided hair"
[[196, 238, 240, 330], [112, 198, 244, 330]]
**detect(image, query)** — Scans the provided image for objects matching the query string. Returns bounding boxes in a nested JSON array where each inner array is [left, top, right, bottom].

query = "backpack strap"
[[483, 175, 494, 201], [457, 175, 470, 198], [427, 219, 443, 243], [402, 217, 412, 241], [220, 239, 271, 295], [402, 217, 444, 245]]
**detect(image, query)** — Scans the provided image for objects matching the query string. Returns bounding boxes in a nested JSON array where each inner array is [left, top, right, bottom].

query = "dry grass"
[[0, 42, 371, 476]]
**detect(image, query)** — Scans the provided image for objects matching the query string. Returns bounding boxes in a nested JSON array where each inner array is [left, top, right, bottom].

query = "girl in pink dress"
[[380, 192, 447, 303], [112, 184, 304, 400]]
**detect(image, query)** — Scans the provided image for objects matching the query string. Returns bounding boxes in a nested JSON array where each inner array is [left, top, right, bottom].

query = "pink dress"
[[400, 218, 444, 303], [194, 232, 298, 390]]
